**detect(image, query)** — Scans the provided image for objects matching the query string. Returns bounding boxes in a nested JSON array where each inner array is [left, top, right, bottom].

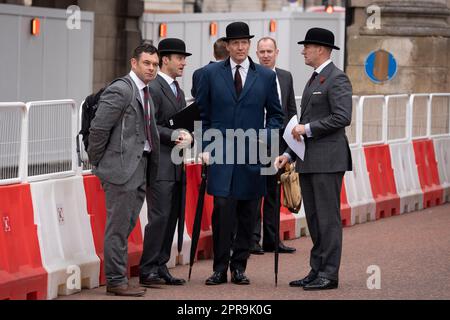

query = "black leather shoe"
[[289, 273, 317, 287], [159, 268, 186, 285], [231, 270, 250, 285], [249, 243, 264, 255], [139, 272, 164, 287], [264, 242, 296, 253], [205, 271, 227, 285], [303, 277, 338, 291]]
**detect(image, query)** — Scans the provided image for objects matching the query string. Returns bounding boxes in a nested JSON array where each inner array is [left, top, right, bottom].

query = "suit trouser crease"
[[212, 196, 258, 273], [103, 157, 147, 287], [140, 180, 182, 276], [300, 172, 343, 281]]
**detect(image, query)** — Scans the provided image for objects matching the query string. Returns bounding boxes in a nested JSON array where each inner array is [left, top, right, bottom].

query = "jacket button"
[[137, 155, 141, 159], [141, 141, 144, 144]]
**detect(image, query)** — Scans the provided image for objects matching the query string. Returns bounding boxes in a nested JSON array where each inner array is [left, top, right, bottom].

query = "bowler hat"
[[158, 38, 192, 56], [297, 27, 340, 50], [223, 22, 254, 41]]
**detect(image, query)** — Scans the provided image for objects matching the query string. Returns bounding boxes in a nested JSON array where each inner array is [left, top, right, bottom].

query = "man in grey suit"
[[88, 43, 160, 296], [139, 38, 192, 287], [251, 36, 298, 255], [276, 28, 353, 290]]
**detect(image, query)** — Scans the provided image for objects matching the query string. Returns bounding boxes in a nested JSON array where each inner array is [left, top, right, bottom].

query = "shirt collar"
[[230, 57, 250, 70], [129, 70, 146, 91], [158, 71, 175, 86], [315, 59, 332, 74]]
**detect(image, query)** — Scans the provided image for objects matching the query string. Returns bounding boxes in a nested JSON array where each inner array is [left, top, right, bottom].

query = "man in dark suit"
[[250, 36, 298, 255], [191, 37, 228, 98], [276, 28, 353, 290], [88, 43, 160, 296], [139, 38, 192, 287], [196, 22, 284, 285]]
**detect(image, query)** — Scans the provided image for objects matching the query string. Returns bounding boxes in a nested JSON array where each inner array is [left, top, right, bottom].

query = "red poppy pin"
[[320, 76, 326, 84]]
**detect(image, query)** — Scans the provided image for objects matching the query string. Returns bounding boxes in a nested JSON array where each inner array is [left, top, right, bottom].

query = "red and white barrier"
[[30, 176, 100, 299]]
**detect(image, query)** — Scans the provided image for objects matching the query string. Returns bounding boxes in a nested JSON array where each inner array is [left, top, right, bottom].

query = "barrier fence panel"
[[385, 94, 423, 213], [360, 95, 385, 146], [0, 103, 27, 185], [77, 100, 93, 174], [429, 93, 450, 138], [410, 94, 430, 139], [433, 137, 450, 203], [346, 96, 359, 146], [26, 100, 78, 182]]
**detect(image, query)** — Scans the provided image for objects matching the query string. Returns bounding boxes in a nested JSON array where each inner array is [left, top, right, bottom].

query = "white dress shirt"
[[129, 70, 151, 152], [158, 71, 178, 97], [230, 57, 250, 87]]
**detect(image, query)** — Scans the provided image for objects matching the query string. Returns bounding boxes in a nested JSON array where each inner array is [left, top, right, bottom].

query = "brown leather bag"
[[280, 163, 302, 213]]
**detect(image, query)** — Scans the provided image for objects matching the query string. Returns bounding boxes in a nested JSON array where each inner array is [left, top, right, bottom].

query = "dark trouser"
[[300, 172, 344, 281], [139, 180, 182, 276], [253, 173, 279, 248], [103, 157, 147, 287], [212, 196, 259, 273]]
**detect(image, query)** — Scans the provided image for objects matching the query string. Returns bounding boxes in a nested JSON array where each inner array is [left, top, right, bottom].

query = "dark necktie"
[[173, 80, 181, 102], [308, 71, 318, 87], [142, 86, 153, 150], [234, 65, 242, 97]]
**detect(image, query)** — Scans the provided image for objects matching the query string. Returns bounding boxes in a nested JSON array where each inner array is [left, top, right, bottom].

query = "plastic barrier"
[[340, 181, 352, 227], [183, 164, 214, 264], [278, 188, 297, 240], [412, 139, 444, 208], [0, 184, 47, 300], [82, 174, 144, 285], [30, 176, 99, 299], [389, 142, 423, 213], [433, 137, 450, 203], [364, 144, 401, 219], [344, 148, 377, 225]]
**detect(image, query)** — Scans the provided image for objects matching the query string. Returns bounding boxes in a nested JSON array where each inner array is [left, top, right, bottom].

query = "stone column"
[[346, 0, 450, 95]]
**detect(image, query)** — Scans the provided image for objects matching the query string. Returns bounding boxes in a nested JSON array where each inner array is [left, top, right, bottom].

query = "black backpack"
[[76, 77, 134, 166]]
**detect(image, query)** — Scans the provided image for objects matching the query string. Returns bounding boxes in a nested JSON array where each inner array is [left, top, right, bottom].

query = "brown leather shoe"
[[106, 284, 146, 297]]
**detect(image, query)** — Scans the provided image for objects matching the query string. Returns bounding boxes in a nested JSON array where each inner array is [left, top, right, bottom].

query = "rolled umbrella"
[[177, 165, 187, 259], [188, 163, 208, 281], [274, 169, 283, 287]]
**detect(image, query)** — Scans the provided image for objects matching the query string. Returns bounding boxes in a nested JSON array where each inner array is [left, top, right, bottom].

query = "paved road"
[[59, 203, 450, 300]]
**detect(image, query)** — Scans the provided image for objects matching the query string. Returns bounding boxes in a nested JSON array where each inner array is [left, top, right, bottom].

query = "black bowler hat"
[[158, 38, 192, 56], [297, 27, 340, 50], [223, 22, 254, 41]]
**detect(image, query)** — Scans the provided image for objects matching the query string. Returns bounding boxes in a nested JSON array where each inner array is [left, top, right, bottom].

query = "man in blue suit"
[[196, 21, 284, 285]]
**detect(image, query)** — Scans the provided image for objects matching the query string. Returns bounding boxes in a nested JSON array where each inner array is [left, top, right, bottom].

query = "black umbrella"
[[274, 169, 283, 287], [177, 165, 187, 261], [188, 163, 208, 281]]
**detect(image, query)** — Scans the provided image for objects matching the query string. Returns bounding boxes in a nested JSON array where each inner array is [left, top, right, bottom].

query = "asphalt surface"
[[59, 203, 450, 300]]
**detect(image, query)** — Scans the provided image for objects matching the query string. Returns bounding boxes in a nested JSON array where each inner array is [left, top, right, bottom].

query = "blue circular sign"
[[364, 50, 397, 83]]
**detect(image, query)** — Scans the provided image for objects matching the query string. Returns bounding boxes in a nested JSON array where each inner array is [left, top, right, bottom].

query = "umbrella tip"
[[188, 268, 192, 281]]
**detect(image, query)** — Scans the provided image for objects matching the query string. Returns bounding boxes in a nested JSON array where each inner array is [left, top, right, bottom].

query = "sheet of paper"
[[283, 115, 305, 161]]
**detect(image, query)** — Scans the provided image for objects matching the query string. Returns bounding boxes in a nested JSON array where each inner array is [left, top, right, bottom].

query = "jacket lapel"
[[157, 75, 180, 113], [300, 62, 335, 119], [276, 68, 287, 112], [219, 58, 238, 101], [238, 59, 257, 102]]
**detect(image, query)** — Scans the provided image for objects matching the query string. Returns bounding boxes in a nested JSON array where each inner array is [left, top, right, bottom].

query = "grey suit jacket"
[[287, 62, 353, 173], [275, 67, 298, 153], [87, 75, 160, 186], [149, 74, 186, 181]]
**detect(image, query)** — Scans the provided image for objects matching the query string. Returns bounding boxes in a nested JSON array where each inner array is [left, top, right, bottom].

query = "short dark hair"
[[132, 43, 159, 61], [159, 53, 174, 68], [213, 38, 229, 60]]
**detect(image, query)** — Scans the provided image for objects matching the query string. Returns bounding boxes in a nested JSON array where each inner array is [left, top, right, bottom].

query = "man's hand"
[[174, 130, 193, 148], [291, 124, 306, 142], [274, 155, 289, 170], [197, 152, 210, 165]]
